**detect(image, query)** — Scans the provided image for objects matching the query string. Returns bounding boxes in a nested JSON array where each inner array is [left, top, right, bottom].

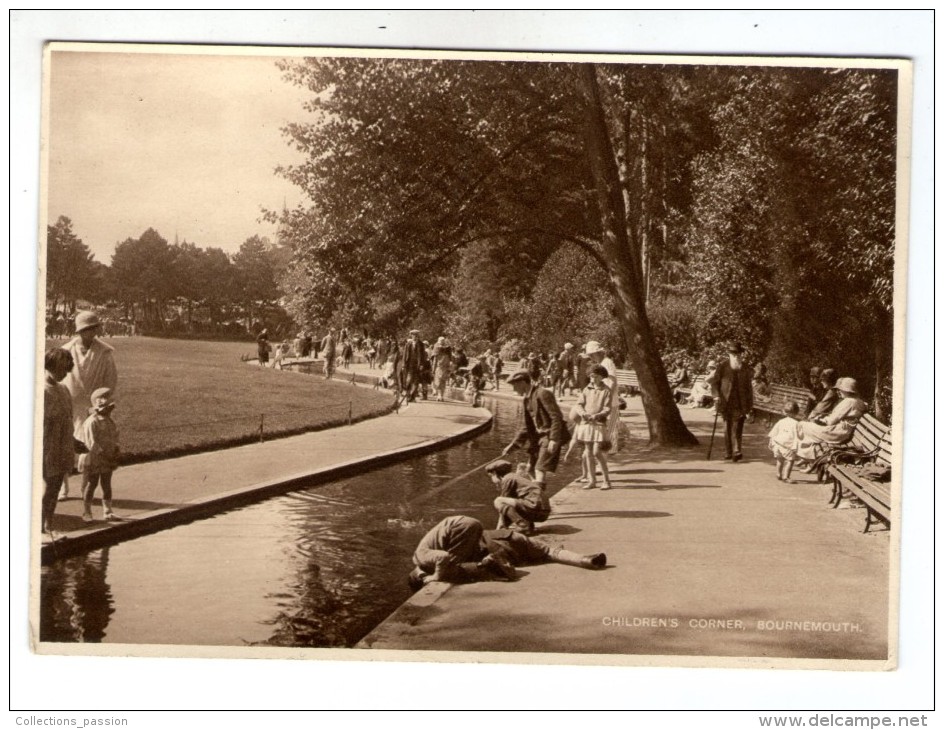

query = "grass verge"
[[45, 337, 395, 463]]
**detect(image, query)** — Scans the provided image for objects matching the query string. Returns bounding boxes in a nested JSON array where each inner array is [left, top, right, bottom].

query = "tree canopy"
[[273, 56, 900, 429]]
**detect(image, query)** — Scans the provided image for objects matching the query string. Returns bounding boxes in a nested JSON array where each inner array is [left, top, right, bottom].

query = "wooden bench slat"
[[830, 465, 892, 508], [823, 411, 892, 532]]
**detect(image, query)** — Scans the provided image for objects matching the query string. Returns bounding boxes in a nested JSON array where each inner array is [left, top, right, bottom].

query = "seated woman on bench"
[[795, 377, 867, 464], [686, 361, 717, 408]]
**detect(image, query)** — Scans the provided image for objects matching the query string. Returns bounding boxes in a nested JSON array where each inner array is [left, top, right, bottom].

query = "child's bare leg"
[[782, 459, 794, 483], [774, 456, 784, 480], [594, 444, 612, 489], [81, 472, 96, 519], [582, 446, 595, 488]]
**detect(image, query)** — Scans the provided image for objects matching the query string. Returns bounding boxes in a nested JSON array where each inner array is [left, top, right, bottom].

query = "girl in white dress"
[[573, 365, 615, 490]]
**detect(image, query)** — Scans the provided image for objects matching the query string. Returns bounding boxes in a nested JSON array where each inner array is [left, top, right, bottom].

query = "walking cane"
[[706, 410, 719, 460]]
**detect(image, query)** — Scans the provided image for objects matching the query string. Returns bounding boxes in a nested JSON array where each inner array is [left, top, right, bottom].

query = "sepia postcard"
[[27, 35, 916, 693]]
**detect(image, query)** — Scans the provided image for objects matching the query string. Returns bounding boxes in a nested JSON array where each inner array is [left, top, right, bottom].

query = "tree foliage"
[[46, 216, 99, 313]]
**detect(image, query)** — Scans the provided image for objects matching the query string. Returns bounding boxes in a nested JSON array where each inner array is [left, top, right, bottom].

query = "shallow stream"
[[40, 396, 583, 647]]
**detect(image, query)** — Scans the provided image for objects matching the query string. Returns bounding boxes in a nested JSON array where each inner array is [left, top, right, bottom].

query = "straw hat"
[[584, 340, 604, 355], [74, 311, 101, 333], [90, 387, 115, 412], [835, 377, 858, 394]]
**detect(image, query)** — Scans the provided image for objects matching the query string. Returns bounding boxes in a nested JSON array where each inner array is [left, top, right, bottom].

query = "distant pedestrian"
[[42, 348, 75, 535], [76, 387, 121, 522], [376, 337, 389, 368], [431, 337, 455, 402], [557, 343, 577, 396], [320, 328, 337, 379], [256, 329, 271, 366], [272, 342, 290, 370], [575, 347, 591, 391], [466, 357, 485, 407], [396, 329, 429, 402]]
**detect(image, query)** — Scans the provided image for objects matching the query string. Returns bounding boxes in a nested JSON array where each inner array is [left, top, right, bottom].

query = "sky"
[[46, 48, 311, 262]]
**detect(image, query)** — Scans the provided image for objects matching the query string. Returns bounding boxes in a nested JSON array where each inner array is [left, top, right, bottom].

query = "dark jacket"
[[708, 359, 754, 416], [499, 473, 551, 515], [513, 385, 569, 448], [808, 387, 841, 422]]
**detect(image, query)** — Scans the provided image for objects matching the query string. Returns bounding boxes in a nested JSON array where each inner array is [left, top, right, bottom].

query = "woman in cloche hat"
[[795, 377, 868, 463]]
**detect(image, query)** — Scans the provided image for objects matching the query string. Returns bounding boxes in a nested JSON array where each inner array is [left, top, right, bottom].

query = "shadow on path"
[[552, 510, 672, 520], [608, 483, 723, 492]]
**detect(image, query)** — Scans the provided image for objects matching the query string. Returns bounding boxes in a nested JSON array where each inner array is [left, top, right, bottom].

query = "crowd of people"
[[41, 315, 874, 593]]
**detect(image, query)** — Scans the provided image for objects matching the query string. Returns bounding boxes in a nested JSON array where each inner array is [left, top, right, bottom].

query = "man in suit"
[[397, 329, 429, 402], [707, 342, 754, 462], [502, 370, 569, 488]]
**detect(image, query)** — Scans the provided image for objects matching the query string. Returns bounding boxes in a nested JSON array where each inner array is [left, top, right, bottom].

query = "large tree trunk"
[[578, 64, 697, 446]]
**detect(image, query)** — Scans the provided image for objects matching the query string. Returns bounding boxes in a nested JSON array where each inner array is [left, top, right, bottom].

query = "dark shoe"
[[589, 553, 607, 569], [733, 453, 743, 463]]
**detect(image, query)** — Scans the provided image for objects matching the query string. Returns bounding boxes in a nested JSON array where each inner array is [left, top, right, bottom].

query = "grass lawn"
[[45, 337, 395, 463]]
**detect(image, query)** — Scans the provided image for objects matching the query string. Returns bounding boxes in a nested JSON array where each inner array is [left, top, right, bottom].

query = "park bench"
[[674, 374, 705, 404], [821, 413, 892, 533], [753, 383, 814, 424], [613, 369, 640, 396]]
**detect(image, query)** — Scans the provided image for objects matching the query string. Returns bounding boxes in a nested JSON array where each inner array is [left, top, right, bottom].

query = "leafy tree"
[[232, 235, 279, 330], [275, 56, 698, 444], [678, 66, 898, 419], [46, 215, 98, 314], [110, 228, 176, 329], [503, 243, 622, 358]]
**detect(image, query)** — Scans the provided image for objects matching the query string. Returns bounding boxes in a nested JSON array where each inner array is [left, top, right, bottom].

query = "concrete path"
[[359, 403, 892, 666], [42, 377, 491, 562]]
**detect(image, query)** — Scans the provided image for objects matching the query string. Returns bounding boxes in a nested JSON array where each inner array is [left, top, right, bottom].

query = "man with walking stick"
[[707, 342, 754, 462]]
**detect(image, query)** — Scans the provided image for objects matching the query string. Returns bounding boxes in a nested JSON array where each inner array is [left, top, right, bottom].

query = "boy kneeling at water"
[[486, 459, 550, 535], [409, 515, 606, 591]]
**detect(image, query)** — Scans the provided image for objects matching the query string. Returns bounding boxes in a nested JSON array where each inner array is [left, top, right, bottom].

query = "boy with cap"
[[76, 387, 121, 522], [502, 369, 569, 488], [486, 459, 551, 534]]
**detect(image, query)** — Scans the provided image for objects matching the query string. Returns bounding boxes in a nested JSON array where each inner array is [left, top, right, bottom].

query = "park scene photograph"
[[33, 43, 908, 668]]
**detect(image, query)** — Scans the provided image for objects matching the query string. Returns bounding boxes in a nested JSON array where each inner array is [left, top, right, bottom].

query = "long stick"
[[411, 458, 496, 505], [707, 410, 719, 460]]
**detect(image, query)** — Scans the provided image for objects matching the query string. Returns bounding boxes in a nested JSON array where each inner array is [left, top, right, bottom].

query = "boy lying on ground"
[[409, 515, 606, 591]]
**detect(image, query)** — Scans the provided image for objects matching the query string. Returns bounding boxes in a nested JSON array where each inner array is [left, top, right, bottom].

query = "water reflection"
[[41, 548, 114, 642], [40, 397, 581, 647]]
